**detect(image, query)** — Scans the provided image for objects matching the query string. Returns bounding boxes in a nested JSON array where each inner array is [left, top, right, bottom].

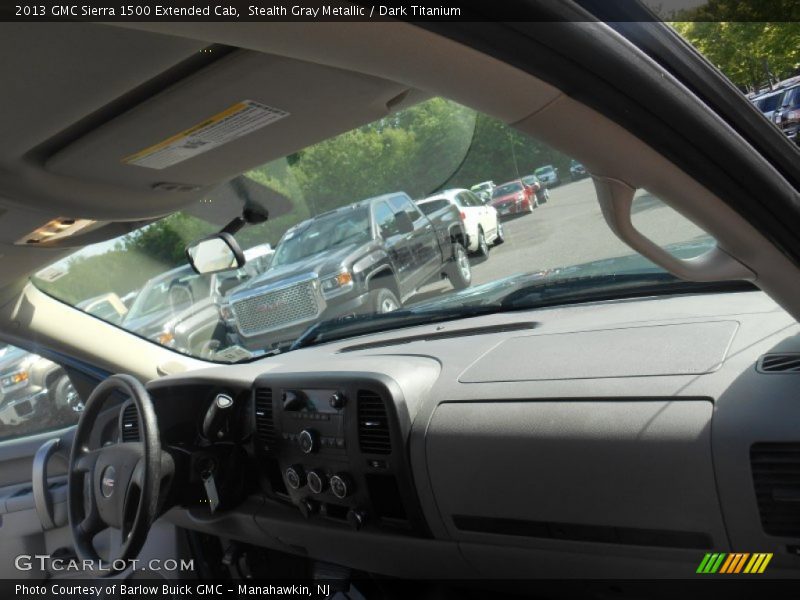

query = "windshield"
[[271, 207, 371, 268], [493, 182, 523, 196], [33, 96, 717, 363], [534, 167, 553, 176]]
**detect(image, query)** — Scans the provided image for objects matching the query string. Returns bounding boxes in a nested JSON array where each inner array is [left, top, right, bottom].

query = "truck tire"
[[445, 243, 472, 290], [475, 229, 490, 258], [494, 222, 505, 245], [370, 287, 401, 314]]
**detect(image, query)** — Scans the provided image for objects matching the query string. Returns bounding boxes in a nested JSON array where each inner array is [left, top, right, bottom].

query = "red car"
[[490, 179, 536, 217]]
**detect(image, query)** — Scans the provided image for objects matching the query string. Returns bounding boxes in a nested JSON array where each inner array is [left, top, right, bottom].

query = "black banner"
[[5, 578, 800, 599], [1, 0, 799, 23]]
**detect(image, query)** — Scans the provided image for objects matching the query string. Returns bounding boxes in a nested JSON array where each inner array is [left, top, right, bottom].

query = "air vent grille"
[[121, 403, 139, 442], [254, 387, 277, 450], [751, 442, 800, 537], [759, 354, 800, 373], [357, 390, 391, 455]]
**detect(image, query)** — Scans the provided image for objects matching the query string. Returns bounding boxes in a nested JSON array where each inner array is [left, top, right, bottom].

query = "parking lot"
[[411, 177, 710, 301]]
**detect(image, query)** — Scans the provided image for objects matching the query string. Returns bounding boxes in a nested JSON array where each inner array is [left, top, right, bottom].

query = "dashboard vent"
[[121, 403, 139, 442], [751, 442, 800, 536], [357, 390, 391, 455], [254, 387, 277, 450], [758, 354, 800, 373]]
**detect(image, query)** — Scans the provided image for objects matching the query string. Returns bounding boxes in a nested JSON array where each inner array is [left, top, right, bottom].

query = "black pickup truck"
[[220, 192, 469, 352]]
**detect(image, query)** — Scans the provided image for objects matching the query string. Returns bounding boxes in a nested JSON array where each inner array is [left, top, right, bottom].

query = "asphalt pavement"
[[409, 177, 710, 303]]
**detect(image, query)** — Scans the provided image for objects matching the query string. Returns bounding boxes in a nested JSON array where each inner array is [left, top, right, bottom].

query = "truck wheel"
[[446, 244, 472, 290], [494, 222, 505, 245], [370, 288, 401, 314], [476, 229, 490, 258]]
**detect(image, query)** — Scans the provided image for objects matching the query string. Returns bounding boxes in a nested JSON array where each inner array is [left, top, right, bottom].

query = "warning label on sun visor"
[[122, 100, 289, 170]]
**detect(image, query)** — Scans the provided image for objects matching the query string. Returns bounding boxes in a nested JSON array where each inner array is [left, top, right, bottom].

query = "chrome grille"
[[233, 279, 322, 336]]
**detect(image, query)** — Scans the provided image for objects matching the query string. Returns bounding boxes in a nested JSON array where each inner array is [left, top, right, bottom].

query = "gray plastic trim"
[[594, 176, 754, 282]]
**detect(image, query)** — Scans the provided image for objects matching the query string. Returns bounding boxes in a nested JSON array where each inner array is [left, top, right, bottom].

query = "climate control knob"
[[329, 473, 353, 499], [298, 429, 318, 454], [307, 469, 326, 494], [285, 465, 306, 490]]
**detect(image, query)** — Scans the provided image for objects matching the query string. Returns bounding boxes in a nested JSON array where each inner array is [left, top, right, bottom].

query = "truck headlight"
[[1, 369, 29, 391], [321, 271, 354, 297], [155, 331, 175, 347]]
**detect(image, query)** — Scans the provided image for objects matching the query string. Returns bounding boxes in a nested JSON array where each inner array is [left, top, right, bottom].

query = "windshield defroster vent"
[[121, 403, 139, 442], [254, 387, 277, 450], [751, 442, 800, 537], [758, 354, 800, 373], [357, 390, 391, 455]]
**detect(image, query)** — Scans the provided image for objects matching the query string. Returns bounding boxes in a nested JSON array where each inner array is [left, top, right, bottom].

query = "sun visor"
[[45, 50, 411, 192]]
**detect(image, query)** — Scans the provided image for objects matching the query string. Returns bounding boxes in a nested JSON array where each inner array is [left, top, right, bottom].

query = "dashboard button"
[[299, 498, 318, 518], [330, 473, 352, 499], [298, 429, 318, 454], [347, 508, 367, 530], [307, 469, 326, 494]]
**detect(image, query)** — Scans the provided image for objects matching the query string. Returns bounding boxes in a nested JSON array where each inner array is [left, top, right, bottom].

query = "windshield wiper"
[[288, 274, 754, 351]]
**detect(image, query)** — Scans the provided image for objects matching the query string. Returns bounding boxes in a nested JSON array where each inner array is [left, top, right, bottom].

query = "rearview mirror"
[[186, 233, 245, 275]]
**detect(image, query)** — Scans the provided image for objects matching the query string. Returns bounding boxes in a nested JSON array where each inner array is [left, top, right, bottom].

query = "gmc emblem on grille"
[[255, 298, 290, 312]]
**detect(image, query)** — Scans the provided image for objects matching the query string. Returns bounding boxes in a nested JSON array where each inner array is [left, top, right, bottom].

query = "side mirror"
[[394, 211, 414, 234], [186, 232, 245, 275]]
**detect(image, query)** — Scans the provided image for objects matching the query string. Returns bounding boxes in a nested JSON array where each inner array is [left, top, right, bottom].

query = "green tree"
[[671, 20, 800, 91]]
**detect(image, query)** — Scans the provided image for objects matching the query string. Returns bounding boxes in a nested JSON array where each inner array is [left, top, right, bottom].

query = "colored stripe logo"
[[696, 553, 772, 574]]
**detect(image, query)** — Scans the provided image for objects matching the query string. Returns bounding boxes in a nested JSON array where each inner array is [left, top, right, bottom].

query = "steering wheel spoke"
[[74, 447, 102, 473]]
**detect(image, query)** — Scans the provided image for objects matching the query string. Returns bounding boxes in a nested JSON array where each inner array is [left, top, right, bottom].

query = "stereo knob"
[[285, 465, 306, 490], [329, 391, 346, 410], [307, 469, 326, 494], [298, 429, 318, 454], [329, 473, 353, 499]]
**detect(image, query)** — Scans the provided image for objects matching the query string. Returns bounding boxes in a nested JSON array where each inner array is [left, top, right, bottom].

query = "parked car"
[[521, 174, 550, 204], [417, 188, 504, 258], [220, 192, 469, 352], [534, 165, 561, 187], [773, 84, 800, 143], [750, 88, 785, 122], [76, 292, 128, 324], [470, 181, 495, 203], [569, 159, 589, 181], [490, 179, 537, 217], [0, 344, 80, 431]]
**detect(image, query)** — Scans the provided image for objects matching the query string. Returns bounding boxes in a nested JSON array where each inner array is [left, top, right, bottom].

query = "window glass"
[[374, 202, 399, 237], [389, 195, 422, 222], [0, 345, 82, 442], [417, 199, 450, 215]]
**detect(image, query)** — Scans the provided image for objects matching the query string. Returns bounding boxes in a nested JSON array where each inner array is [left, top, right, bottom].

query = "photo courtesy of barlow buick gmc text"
[[0, 0, 799, 598]]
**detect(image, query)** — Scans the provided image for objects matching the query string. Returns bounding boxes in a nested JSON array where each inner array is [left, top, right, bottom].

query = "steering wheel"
[[68, 374, 167, 575]]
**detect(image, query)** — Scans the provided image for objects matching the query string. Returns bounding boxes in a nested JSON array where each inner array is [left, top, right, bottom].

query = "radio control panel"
[[251, 375, 427, 535]]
